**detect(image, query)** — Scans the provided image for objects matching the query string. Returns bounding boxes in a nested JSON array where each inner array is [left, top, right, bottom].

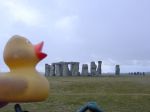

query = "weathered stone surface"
[[82, 64, 89, 76], [70, 62, 80, 76], [55, 64, 62, 76], [62, 63, 70, 76], [50, 64, 55, 76], [90, 61, 97, 76], [45, 64, 50, 76], [97, 61, 102, 75], [115, 65, 120, 75], [52, 62, 80, 76]]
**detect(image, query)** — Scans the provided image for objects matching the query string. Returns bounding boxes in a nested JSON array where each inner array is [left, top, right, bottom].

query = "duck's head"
[[3, 35, 47, 69]]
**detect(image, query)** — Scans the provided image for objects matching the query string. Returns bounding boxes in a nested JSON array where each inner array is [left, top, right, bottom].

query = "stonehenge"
[[62, 63, 70, 76], [55, 63, 62, 76], [45, 64, 50, 76], [90, 62, 97, 76], [45, 61, 103, 76], [82, 64, 89, 76], [45, 61, 123, 76], [45, 62, 147, 76], [115, 65, 120, 75], [50, 64, 55, 76], [97, 61, 102, 75], [71, 62, 80, 76], [45, 62, 80, 76]]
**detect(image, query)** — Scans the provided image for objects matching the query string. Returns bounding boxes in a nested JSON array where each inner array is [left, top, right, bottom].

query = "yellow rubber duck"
[[0, 35, 49, 104]]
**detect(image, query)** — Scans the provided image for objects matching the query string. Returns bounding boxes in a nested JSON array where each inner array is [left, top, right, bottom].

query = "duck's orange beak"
[[34, 41, 47, 60]]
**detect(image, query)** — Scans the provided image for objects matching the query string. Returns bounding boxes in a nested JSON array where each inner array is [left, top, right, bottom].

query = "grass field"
[[1, 76, 150, 112]]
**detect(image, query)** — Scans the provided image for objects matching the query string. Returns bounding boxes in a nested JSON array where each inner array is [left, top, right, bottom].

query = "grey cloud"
[[0, 0, 150, 72]]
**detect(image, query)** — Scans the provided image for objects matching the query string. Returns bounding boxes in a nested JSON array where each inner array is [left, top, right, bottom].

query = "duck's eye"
[[26, 40, 31, 44]]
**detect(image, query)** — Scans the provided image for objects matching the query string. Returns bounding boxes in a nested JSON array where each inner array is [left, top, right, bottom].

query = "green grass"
[[1, 76, 150, 112]]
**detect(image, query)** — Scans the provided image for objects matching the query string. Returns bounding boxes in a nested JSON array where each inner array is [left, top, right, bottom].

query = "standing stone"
[[62, 63, 70, 76], [134, 72, 137, 75], [90, 61, 97, 76], [55, 63, 62, 76], [45, 64, 50, 76], [115, 65, 120, 75], [50, 64, 55, 76], [97, 61, 102, 75], [71, 62, 80, 76], [82, 64, 89, 76]]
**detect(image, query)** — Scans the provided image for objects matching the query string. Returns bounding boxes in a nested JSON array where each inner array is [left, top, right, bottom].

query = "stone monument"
[[82, 64, 89, 76], [115, 65, 120, 75], [90, 61, 97, 76], [45, 64, 50, 76], [97, 61, 102, 75]]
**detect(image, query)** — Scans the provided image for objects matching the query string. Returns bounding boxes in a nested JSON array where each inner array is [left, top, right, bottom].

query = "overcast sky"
[[0, 0, 150, 73]]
